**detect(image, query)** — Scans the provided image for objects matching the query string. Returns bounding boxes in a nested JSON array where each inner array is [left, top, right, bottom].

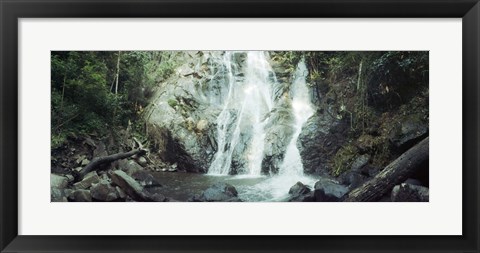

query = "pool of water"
[[151, 171, 320, 202]]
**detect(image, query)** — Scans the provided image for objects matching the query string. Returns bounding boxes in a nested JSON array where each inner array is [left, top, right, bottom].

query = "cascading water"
[[208, 51, 275, 176], [238, 58, 318, 201], [278, 59, 314, 177]]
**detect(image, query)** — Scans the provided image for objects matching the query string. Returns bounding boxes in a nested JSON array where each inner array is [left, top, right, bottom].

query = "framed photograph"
[[1, 0, 479, 252]]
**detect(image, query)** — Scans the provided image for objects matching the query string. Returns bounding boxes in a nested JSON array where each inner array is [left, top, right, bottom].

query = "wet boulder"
[[51, 187, 73, 202], [287, 182, 315, 202], [391, 183, 429, 202], [118, 159, 143, 176], [110, 170, 148, 201], [51, 174, 69, 189], [131, 170, 162, 187], [197, 183, 241, 202], [73, 171, 100, 190], [314, 178, 349, 202], [69, 189, 92, 202], [288, 181, 311, 196], [390, 114, 428, 151], [91, 180, 120, 201]]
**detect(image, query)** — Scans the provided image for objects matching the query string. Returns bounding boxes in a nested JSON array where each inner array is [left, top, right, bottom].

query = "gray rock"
[[390, 115, 428, 150], [298, 114, 346, 175], [314, 178, 349, 202], [137, 157, 148, 167], [116, 186, 127, 199], [288, 191, 315, 202], [110, 170, 147, 201], [118, 159, 143, 176], [93, 141, 108, 157], [80, 159, 90, 166], [51, 187, 73, 202], [91, 180, 120, 201], [261, 99, 296, 174], [350, 154, 370, 172], [198, 183, 240, 202], [73, 171, 100, 190], [51, 174, 69, 189], [131, 170, 162, 187], [340, 171, 367, 189], [288, 181, 311, 196], [391, 183, 429, 202], [70, 189, 92, 202]]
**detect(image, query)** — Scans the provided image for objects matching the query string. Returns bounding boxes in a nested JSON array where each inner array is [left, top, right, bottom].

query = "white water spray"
[[238, 58, 317, 201], [208, 51, 275, 175]]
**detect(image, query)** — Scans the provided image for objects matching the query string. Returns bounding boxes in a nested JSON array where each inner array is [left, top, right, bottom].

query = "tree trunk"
[[79, 148, 146, 179], [343, 137, 429, 202], [114, 51, 121, 94]]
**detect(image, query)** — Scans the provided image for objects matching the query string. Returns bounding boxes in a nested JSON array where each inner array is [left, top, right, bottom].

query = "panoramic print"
[[51, 51, 429, 202]]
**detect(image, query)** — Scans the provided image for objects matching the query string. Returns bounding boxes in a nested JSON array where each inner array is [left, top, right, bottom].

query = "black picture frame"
[[1, 0, 479, 252]]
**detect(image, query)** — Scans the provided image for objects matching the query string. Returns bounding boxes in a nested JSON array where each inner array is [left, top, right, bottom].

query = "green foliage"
[[168, 98, 178, 108], [51, 51, 174, 149], [331, 144, 358, 176]]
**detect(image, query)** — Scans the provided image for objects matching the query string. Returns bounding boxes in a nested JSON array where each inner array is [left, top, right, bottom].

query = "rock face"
[[194, 183, 241, 202], [145, 52, 225, 173], [314, 178, 349, 202], [261, 98, 295, 174], [391, 183, 429, 202]]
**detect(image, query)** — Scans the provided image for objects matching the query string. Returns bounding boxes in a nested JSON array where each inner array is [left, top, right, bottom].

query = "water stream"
[[205, 53, 318, 201]]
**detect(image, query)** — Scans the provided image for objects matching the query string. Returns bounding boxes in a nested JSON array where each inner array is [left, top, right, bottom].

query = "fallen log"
[[343, 137, 429, 202], [79, 148, 147, 179]]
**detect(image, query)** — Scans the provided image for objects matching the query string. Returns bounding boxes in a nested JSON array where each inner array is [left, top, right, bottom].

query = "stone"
[[131, 170, 162, 187], [116, 186, 127, 199], [340, 171, 367, 189], [81, 159, 90, 166], [143, 187, 167, 202], [137, 157, 148, 167], [70, 189, 92, 202], [350, 154, 370, 172], [314, 178, 349, 202], [391, 183, 429, 202], [288, 191, 315, 202], [110, 170, 147, 201], [390, 115, 428, 150], [73, 171, 100, 190], [198, 183, 240, 202], [93, 141, 108, 157], [288, 181, 311, 196], [51, 174, 69, 189], [196, 119, 209, 132], [298, 114, 346, 175], [51, 187, 73, 202], [91, 180, 120, 201], [118, 159, 143, 176]]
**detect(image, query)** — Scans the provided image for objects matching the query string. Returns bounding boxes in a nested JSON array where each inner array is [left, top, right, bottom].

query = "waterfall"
[[278, 59, 314, 177], [208, 51, 275, 175], [238, 58, 317, 201]]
